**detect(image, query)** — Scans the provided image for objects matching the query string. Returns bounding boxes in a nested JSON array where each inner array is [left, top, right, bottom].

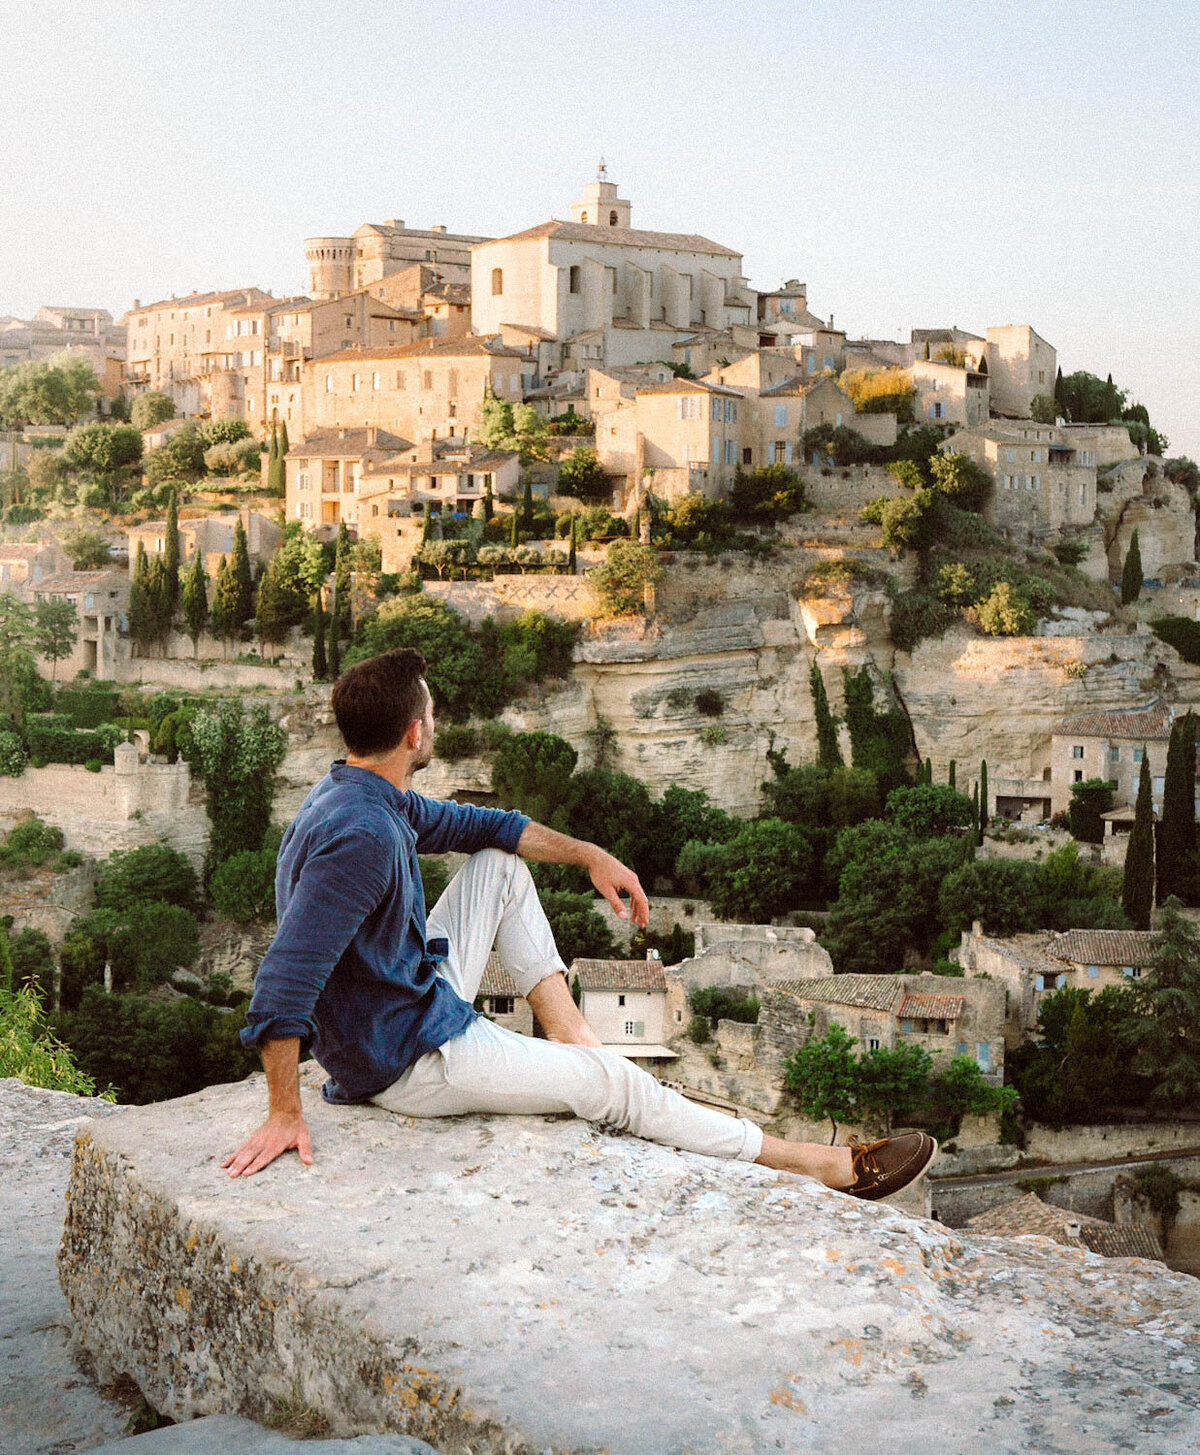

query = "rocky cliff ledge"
[[59, 1074, 1200, 1454]]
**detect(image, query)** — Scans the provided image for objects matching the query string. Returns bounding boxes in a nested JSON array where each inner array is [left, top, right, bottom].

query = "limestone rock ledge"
[[59, 1076, 1200, 1455]]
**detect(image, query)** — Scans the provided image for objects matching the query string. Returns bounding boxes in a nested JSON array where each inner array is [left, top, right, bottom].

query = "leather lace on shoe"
[[844, 1131, 937, 1201]]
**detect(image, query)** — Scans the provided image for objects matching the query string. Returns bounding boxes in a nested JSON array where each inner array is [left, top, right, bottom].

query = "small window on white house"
[[1134, 747, 1144, 763], [1109, 747, 1120, 763], [618, 994, 625, 1006], [1074, 769, 1084, 783], [325, 375, 333, 393], [1088, 965, 1099, 978], [1072, 745, 1084, 759]]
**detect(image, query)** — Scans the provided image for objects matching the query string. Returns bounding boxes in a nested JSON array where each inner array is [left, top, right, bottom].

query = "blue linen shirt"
[[241, 761, 529, 1104]]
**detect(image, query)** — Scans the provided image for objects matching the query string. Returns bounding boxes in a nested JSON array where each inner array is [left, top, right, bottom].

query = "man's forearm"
[[515, 820, 596, 867], [261, 1037, 303, 1116]]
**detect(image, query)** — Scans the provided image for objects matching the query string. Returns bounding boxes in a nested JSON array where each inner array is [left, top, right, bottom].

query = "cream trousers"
[[372, 849, 763, 1163]]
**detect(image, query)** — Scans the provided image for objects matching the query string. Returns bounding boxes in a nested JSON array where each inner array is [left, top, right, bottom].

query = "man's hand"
[[222, 1111, 313, 1178], [585, 845, 649, 928]]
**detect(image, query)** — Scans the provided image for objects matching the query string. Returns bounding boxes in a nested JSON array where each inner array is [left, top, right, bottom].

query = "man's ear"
[[405, 715, 423, 749]]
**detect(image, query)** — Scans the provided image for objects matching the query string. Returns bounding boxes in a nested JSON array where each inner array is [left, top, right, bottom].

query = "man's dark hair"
[[332, 648, 429, 756]]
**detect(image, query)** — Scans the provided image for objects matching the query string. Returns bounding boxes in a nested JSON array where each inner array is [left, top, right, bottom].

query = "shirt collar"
[[329, 759, 409, 809]]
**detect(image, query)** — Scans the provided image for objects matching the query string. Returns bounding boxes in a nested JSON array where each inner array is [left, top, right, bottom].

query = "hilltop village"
[[2, 168, 1200, 1278]]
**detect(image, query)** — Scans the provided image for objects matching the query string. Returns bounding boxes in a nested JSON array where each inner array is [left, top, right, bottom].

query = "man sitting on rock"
[[224, 647, 936, 1201]]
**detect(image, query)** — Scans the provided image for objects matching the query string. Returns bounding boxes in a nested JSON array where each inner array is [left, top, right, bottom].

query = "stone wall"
[[1024, 1120, 1200, 1165], [802, 463, 908, 514], [1, 759, 207, 863], [1114, 1178, 1200, 1277], [425, 575, 599, 625]]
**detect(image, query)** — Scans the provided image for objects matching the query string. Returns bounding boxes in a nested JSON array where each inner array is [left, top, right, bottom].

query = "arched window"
[[491, 268, 503, 296], [569, 265, 581, 294], [580, 211, 588, 223], [609, 211, 618, 226]]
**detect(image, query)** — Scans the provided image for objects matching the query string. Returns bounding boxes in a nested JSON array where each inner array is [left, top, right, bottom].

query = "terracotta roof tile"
[[571, 959, 668, 991], [897, 992, 965, 1020], [286, 427, 412, 458], [479, 953, 518, 998], [1054, 699, 1173, 741], [635, 379, 743, 398], [773, 975, 903, 1012], [1046, 929, 1159, 968], [967, 1193, 1163, 1261]]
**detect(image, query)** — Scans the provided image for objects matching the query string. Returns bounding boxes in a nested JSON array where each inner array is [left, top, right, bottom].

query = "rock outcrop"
[[0, 1079, 129, 1454], [59, 1074, 1200, 1453]]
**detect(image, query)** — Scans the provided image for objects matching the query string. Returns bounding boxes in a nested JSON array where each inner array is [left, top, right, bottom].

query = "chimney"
[[367, 426, 377, 445], [646, 948, 661, 962], [1064, 1221, 1082, 1239], [431, 224, 447, 234], [132, 299, 140, 310]]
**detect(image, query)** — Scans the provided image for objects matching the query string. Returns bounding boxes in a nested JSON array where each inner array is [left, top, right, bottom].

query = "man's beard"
[[413, 738, 435, 772]]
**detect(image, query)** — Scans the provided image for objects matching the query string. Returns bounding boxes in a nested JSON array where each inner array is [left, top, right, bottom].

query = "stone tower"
[[304, 237, 355, 300], [570, 160, 631, 229]]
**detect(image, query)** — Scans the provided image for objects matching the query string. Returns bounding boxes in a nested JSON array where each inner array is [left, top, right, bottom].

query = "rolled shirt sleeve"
[[406, 792, 529, 857], [241, 826, 392, 1050]]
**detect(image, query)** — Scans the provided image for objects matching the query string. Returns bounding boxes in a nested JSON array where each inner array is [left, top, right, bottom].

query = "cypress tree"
[[164, 487, 180, 610], [1121, 530, 1143, 605], [971, 781, 980, 842], [232, 518, 254, 624], [329, 612, 341, 678], [147, 556, 171, 650], [923, 339, 931, 361], [567, 515, 577, 573], [181, 551, 208, 655], [521, 477, 534, 530], [129, 541, 151, 655], [210, 556, 240, 645], [809, 661, 843, 770], [979, 760, 989, 835], [508, 510, 519, 548], [483, 478, 494, 521], [334, 521, 352, 640], [1159, 711, 1196, 904], [278, 419, 289, 459], [422, 507, 434, 544], [312, 591, 327, 681], [923, 757, 933, 785], [1054, 365, 1067, 418], [1123, 751, 1156, 930], [948, 759, 957, 789], [632, 505, 641, 543], [267, 426, 279, 494]]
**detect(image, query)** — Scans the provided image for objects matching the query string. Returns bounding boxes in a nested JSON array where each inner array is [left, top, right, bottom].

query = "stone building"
[[571, 955, 678, 1068], [956, 923, 1160, 1045], [1049, 699, 1173, 817], [300, 336, 528, 442], [771, 971, 1006, 1079], [0, 538, 72, 597], [304, 218, 490, 300], [125, 508, 283, 581], [939, 420, 1097, 537], [909, 355, 990, 427], [475, 953, 535, 1037], [470, 168, 756, 373], [32, 569, 129, 677], [123, 288, 275, 416], [985, 324, 1057, 418], [956, 925, 1090, 1046], [0, 306, 125, 398], [283, 427, 413, 533]]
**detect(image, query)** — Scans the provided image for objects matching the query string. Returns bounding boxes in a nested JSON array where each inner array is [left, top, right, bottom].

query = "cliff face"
[[58, 1076, 1200, 1453]]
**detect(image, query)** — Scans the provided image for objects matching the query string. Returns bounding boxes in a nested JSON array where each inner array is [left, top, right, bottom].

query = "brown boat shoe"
[[843, 1132, 938, 1201]]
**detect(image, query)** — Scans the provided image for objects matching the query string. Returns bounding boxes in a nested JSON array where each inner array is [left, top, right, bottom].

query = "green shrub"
[[53, 687, 121, 729], [1052, 540, 1089, 567], [686, 1015, 711, 1044], [694, 689, 724, 717], [1151, 617, 1200, 665], [84, 758, 102, 772], [435, 724, 481, 760], [888, 589, 959, 653], [96, 843, 199, 913], [4, 818, 65, 865], [688, 985, 760, 1026], [208, 847, 277, 922], [972, 582, 1035, 637], [0, 731, 26, 777], [24, 717, 116, 766]]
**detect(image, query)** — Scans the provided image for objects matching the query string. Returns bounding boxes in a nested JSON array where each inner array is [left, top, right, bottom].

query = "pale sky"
[[3, 0, 1198, 456]]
